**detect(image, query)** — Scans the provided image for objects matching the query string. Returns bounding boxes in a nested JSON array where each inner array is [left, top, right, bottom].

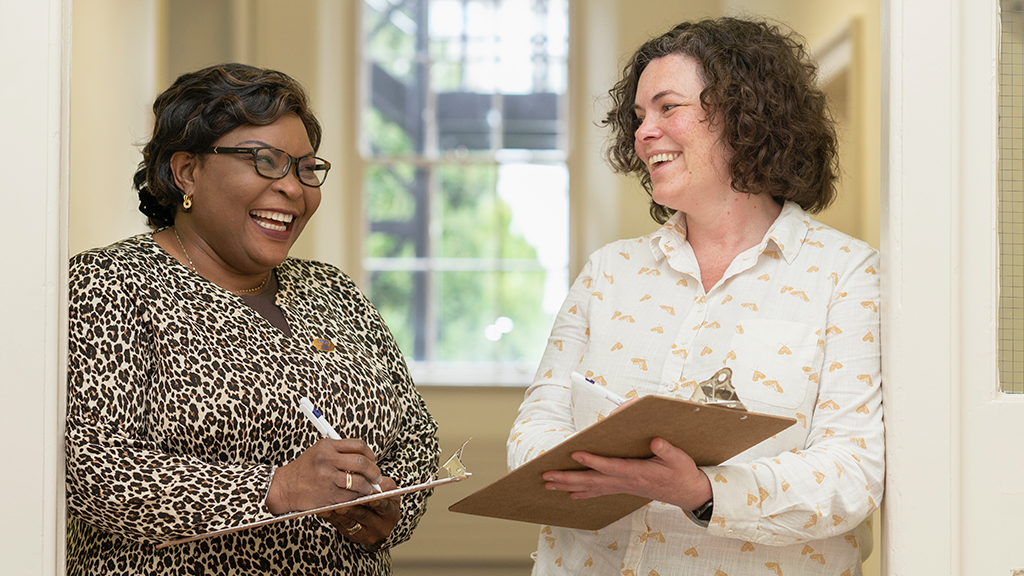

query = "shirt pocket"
[[569, 370, 610, 432], [726, 319, 819, 411]]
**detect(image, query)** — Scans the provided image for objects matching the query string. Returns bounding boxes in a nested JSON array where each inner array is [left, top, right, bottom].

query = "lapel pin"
[[312, 337, 335, 352]]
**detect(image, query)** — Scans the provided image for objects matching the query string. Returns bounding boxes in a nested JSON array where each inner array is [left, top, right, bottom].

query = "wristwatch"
[[693, 498, 714, 522]]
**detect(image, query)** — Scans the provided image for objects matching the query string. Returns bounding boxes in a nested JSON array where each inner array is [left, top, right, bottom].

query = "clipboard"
[[157, 440, 473, 548], [448, 371, 795, 530]]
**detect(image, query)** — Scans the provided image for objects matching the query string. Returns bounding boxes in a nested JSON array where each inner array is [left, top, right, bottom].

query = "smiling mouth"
[[250, 210, 294, 232], [649, 152, 680, 168]]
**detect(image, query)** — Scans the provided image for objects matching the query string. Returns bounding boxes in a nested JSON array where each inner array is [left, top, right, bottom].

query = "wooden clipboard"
[[448, 395, 795, 530]]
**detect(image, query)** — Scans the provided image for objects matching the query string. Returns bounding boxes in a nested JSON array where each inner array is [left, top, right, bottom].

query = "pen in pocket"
[[570, 372, 628, 405]]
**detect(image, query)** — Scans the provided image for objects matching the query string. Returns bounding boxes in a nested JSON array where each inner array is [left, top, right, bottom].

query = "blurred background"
[[69, 1, 881, 574]]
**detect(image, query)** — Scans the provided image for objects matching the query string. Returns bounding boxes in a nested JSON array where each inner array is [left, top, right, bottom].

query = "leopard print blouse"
[[66, 233, 440, 575]]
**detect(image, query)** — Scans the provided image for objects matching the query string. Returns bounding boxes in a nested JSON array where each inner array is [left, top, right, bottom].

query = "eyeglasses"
[[205, 146, 331, 187]]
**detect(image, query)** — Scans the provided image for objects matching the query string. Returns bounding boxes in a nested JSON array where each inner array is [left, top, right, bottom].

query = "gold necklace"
[[172, 227, 271, 295]]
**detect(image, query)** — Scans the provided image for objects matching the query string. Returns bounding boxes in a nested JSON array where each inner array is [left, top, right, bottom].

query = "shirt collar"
[[648, 201, 812, 265], [763, 201, 812, 265], [647, 213, 689, 264]]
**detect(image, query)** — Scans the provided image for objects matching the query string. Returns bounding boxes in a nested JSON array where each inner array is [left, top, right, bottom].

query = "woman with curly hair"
[[66, 63, 440, 575], [508, 18, 882, 575]]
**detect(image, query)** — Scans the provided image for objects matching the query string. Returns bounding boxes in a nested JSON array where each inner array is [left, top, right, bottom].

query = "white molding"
[[409, 364, 536, 387], [881, 0, 959, 573], [0, 0, 70, 573], [956, 1, 1024, 573], [882, 0, 1024, 573]]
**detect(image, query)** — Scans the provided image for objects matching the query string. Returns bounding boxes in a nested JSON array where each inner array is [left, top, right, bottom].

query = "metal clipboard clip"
[[688, 367, 747, 411], [438, 437, 473, 479]]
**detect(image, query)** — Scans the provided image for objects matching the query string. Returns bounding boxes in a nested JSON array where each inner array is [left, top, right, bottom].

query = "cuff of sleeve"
[[701, 465, 760, 539]]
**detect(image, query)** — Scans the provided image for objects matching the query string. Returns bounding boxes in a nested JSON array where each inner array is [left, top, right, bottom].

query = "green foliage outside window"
[[362, 0, 568, 377]]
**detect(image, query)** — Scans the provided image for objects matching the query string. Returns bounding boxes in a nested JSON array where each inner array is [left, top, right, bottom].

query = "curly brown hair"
[[603, 17, 838, 223], [134, 63, 323, 229]]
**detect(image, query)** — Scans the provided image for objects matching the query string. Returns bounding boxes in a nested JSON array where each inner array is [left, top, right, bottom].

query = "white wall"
[[0, 0, 70, 574]]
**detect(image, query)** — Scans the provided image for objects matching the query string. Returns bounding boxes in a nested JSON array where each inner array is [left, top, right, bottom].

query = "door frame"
[[881, 0, 1024, 573]]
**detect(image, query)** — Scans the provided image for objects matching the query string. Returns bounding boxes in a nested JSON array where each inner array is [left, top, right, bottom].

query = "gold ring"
[[345, 523, 362, 535], [345, 472, 353, 490]]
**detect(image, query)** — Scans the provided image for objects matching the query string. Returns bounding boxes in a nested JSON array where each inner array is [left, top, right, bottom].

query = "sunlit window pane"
[[368, 269, 422, 358], [439, 164, 500, 258], [361, 0, 569, 384], [436, 270, 499, 361]]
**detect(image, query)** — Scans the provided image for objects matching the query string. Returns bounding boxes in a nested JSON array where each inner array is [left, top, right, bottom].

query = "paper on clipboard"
[[449, 369, 796, 530], [156, 439, 473, 548]]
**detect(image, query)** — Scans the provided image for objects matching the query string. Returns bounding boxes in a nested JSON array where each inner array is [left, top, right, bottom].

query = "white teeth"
[[255, 220, 287, 232], [250, 210, 294, 223], [649, 153, 680, 167], [250, 210, 292, 232]]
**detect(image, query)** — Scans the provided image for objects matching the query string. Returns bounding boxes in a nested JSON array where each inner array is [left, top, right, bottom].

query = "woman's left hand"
[[541, 437, 713, 511], [317, 476, 402, 546]]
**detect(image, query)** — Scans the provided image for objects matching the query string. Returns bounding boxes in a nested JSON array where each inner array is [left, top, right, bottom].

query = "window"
[[361, 0, 570, 385], [1000, 0, 1024, 393]]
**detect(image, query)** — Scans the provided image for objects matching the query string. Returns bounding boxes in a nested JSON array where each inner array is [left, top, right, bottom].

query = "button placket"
[[666, 291, 711, 389], [621, 505, 651, 570]]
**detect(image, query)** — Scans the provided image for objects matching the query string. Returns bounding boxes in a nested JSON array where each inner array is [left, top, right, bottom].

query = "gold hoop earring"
[[182, 195, 192, 210]]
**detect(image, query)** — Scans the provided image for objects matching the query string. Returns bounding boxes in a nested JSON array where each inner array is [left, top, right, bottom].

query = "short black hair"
[[134, 63, 322, 228]]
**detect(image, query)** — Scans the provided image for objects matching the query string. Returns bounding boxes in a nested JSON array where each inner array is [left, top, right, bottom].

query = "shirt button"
[[634, 536, 642, 545], [726, 529, 734, 535]]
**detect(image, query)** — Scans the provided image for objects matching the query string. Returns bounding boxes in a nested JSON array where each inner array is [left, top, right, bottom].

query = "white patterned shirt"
[[508, 202, 883, 576]]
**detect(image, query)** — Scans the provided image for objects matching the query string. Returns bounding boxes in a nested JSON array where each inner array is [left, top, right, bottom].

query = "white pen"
[[570, 372, 628, 405], [299, 397, 383, 493]]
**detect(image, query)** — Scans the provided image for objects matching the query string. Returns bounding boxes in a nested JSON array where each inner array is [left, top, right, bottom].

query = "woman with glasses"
[[65, 63, 439, 575]]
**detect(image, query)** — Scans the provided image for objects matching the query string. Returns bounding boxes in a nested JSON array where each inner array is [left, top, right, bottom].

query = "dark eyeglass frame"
[[205, 146, 331, 187]]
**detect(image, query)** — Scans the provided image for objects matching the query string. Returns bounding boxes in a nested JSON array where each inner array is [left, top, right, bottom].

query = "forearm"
[[66, 258, 281, 541], [703, 430, 882, 540], [65, 417, 277, 542]]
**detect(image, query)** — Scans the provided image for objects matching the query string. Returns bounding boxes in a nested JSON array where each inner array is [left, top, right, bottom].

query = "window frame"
[[357, 0, 573, 386]]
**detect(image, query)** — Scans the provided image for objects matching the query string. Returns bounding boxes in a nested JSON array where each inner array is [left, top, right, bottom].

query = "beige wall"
[[67, 1, 882, 574], [724, 0, 882, 248], [68, 0, 159, 255], [605, 0, 723, 247], [566, 0, 723, 291]]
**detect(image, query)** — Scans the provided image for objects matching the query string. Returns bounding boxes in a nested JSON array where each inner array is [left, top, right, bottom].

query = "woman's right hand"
[[265, 438, 383, 515]]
